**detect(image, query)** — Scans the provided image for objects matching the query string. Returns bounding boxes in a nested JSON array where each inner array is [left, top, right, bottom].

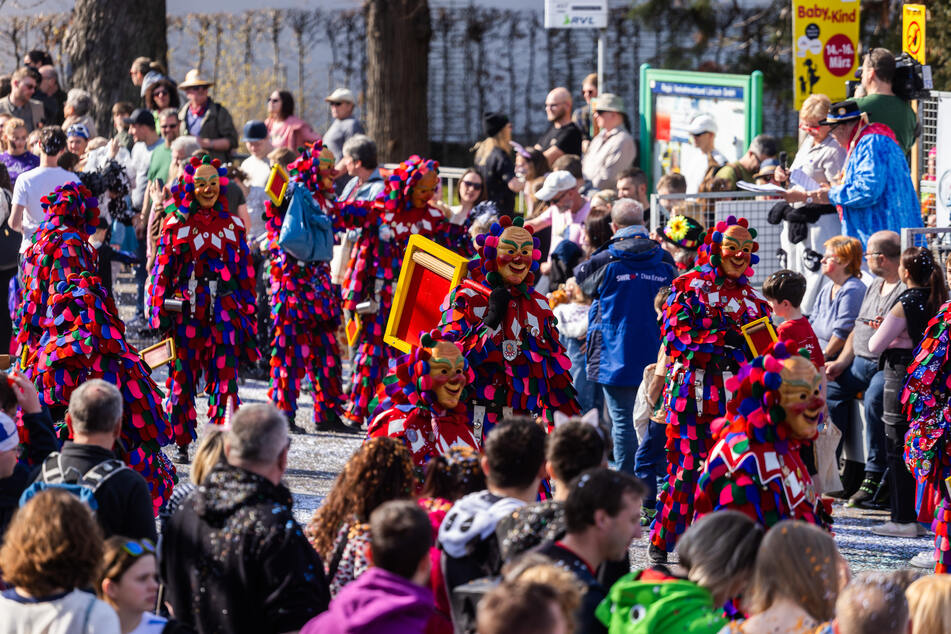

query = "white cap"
[[0, 411, 17, 452], [325, 88, 355, 104], [536, 170, 578, 202], [686, 113, 717, 136]]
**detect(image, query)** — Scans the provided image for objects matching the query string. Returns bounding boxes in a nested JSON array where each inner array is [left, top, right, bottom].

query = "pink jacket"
[[267, 115, 320, 150]]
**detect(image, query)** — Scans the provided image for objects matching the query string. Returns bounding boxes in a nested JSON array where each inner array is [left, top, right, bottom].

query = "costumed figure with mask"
[[694, 340, 832, 530], [18, 184, 175, 512], [902, 300, 951, 573], [148, 155, 259, 462], [367, 331, 478, 481], [649, 215, 771, 562], [439, 215, 579, 442], [335, 155, 452, 427], [264, 140, 344, 432]]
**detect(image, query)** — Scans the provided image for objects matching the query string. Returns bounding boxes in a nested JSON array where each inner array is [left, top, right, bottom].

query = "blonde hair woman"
[[472, 112, 515, 212], [907, 574, 951, 633]]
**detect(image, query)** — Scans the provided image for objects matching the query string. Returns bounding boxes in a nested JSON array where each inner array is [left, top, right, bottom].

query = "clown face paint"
[[779, 355, 825, 440], [411, 170, 438, 208], [193, 164, 220, 209], [318, 147, 336, 191], [428, 341, 466, 410], [720, 225, 754, 280], [497, 226, 534, 286]]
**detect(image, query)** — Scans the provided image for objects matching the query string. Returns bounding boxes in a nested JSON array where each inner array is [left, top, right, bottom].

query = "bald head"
[[545, 87, 572, 124], [611, 198, 644, 229]]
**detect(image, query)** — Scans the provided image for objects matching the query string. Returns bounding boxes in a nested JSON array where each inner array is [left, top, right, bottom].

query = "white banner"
[[544, 0, 608, 29]]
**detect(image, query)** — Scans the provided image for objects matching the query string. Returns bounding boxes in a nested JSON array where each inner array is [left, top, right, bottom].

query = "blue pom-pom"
[[711, 231, 722, 243], [184, 183, 195, 192], [763, 371, 782, 390], [490, 222, 502, 235], [533, 237, 541, 248], [739, 397, 759, 417], [750, 253, 760, 265]]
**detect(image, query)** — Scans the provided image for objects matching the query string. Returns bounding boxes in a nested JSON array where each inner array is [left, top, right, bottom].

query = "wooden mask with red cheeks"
[[193, 163, 220, 209], [317, 147, 336, 191], [426, 341, 467, 410], [778, 355, 825, 440], [496, 226, 534, 286], [719, 224, 754, 280], [410, 170, 438, 208]]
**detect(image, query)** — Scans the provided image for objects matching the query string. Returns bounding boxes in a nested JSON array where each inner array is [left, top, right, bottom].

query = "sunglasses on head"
[[122, 539, 156, 557]]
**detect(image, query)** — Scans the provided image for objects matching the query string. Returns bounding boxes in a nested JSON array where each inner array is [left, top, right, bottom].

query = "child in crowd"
[[552, 278, 601, 417], [762, 270, 824, 368]]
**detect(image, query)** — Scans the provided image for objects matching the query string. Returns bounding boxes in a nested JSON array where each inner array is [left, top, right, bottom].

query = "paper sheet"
[[736, 181, 788, 194]]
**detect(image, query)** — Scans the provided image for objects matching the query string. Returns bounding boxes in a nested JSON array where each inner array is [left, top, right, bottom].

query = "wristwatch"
[[806, 196, 814, 204]]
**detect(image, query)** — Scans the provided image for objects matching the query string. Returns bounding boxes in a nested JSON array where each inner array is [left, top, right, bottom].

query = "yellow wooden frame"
[[740, 316, 778, 358], [140, 338, 177, 370], [265, 163, 290, 207], [345, 313, 362, 348], [384, 234, 469, 353]]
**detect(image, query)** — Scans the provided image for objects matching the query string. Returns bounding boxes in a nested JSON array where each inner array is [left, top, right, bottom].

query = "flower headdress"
[[40, 182, 101, 238], [661, 214, 703, 250], [371, 330, 473, 416], [472, 215, 542, 292], [694, 215, 759, 285], [170, 155, 229, 216], [384, 155, 439, 212], [715, 340, 815, 453]]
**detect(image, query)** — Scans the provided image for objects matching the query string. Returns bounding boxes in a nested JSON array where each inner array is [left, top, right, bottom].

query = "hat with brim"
[[593, 93, 625, 115], [536, 170, 577, 202], [325, 88, 355, 104], [179, 68, 214, 89], [686, 113, 717, 136], [818, 100, 861, 126], [661, 215, 704, 251]]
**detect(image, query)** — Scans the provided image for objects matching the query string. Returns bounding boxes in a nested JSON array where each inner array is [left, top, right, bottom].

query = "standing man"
[[127, 108, 163, 330], [574, 199, 674, 476], [855, 48, 917, 154], [615, 167, 649, 210], [536, 87, 583, 168], [147, 108, 180, 186], [572, 73, 598, 146], [684, 113, 725, 193], [128, 57, 151, 103], [177, 69, 238, 163], [9, 126, 74, 252], [0, 68, 44, 132], [239, 120, 273, 189], [334, 134, 385, 286], [714, 134, 777, 191], [323, 88, 364, 171], [528, 170, 589, 277], [36, 65, 66, 126], [581, 93, 636, 190]]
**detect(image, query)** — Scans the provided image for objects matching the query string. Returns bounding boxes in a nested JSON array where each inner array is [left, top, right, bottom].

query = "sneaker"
[[640, 507, 657, 527], [174, 445, 189, 463], [909, 550, 935, 569], [869, 521, 919, 538], [288, 418, 305, 435], [648, 543, 668, 564], [847, 474, 882, 508]]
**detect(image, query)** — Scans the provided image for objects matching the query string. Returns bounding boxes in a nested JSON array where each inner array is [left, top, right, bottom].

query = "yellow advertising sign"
[[902, 4, 926, 65], [792, 0, 860, 110]]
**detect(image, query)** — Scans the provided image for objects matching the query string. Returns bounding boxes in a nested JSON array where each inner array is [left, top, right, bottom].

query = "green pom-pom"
[[769, 404, 786, 422], [798, 347, 810, 360], [512, 215, 525, 227], [420, 333, 435, 347], [711, 254, 721, 266], [749, 228, 757, 239], [487, 271, 502, 286], [751, 383, 764, 399]]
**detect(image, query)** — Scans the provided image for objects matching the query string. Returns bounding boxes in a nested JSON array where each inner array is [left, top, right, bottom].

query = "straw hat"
[[179, 68, 214, 89]]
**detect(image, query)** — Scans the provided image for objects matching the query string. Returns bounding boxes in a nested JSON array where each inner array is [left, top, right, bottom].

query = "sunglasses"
[[329, 101, 344, 106], [122, 539, 156, 557], [267, 97, 281, 103], [461, 180, 483, 190], [153, 90, 168, 97], [160, 123, 178, 130]]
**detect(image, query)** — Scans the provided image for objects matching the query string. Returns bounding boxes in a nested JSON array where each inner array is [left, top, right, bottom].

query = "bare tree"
[[64, 0, 167, 134], [363, 0, 431, 162]]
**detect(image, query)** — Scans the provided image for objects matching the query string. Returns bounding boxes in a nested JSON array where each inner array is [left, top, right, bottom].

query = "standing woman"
[[266, 89, 319, 151], [145, 77, 180, 127], [472, 112, 516, 213], [0, 163, 18, 354], [0, 117, 39, 185], [867, 247, 946, 538]]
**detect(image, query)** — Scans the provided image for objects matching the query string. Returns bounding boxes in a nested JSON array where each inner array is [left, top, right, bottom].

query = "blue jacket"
[[574, 227, 675, 386], [829, 127, 922, 247]]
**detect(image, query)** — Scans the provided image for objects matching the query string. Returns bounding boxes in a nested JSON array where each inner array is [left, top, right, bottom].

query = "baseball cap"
[[536, 170, 577, 202], [123, 108, 155, 127], [686, 113, 717, 136], [242, 120, 268, 142], [325, 88, 355, 104], [66, 123, 90, 139]]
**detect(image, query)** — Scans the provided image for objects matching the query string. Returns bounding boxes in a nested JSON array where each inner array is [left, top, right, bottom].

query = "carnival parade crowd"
[[0, 45, 950, 634]]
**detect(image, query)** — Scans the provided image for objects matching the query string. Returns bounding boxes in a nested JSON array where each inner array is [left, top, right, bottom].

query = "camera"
[[892, 52, 932, 101]]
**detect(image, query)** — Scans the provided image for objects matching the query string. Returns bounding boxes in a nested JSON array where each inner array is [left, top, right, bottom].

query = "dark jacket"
[[161, 462, 330, 634], [535, 541, 607, 634], [478, 146, 516, 213], [178, 99, 239, 163], [574, 226, 675, 386], [0, 408, 59, 540], [27, 440, 156, 541]]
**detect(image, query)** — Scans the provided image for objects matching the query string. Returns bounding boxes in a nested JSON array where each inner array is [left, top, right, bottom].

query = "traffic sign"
[[903, 4, 926, 65]]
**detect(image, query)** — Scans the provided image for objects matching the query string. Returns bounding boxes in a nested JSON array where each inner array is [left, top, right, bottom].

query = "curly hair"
[[418, 445, 486, 502], [306, 436, 415, 559], [0, 489, 104, 596]]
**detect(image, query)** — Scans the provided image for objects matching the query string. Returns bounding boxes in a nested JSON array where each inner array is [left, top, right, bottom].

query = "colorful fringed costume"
[[367, 332, 478, 481], [264, 141, 343, 427], [903, 300, 951, 573], [15, 182, 96, 359], [439, 215, 578, 442], [335, 156, 453, 426], [650, 216, 771, 555], [148, 156, 259, 451], [35, 272, 176, 512], [694, 341, 832, 530]]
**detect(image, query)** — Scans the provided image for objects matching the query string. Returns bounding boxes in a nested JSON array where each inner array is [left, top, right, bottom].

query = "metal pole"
[[597, 29, 605, 92]]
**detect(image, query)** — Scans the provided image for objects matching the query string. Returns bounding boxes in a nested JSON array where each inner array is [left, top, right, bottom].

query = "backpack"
[[19, 452, 130, 510], [278, 183, 334, 263]]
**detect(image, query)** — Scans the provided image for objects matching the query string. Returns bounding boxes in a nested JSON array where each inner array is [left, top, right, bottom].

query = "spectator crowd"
[[0, 43, 946, 634]]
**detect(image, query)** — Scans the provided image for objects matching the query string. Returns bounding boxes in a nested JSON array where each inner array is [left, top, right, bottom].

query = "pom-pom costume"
[[367, 333, 478, 480], [903, 300, 951, 573], [334, 156, 453, 426], [439, 215, 579, 442], [35, 271, 176, 512], [264, 141, 344, 428], [148, 156, 259, 453], [694, 341, 832, 530], [649, 216, 771, 556]]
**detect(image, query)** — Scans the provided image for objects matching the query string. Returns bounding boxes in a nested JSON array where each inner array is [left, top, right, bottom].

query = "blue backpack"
[[278, 183, 334, 263], [19, 452, 129, 510]]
